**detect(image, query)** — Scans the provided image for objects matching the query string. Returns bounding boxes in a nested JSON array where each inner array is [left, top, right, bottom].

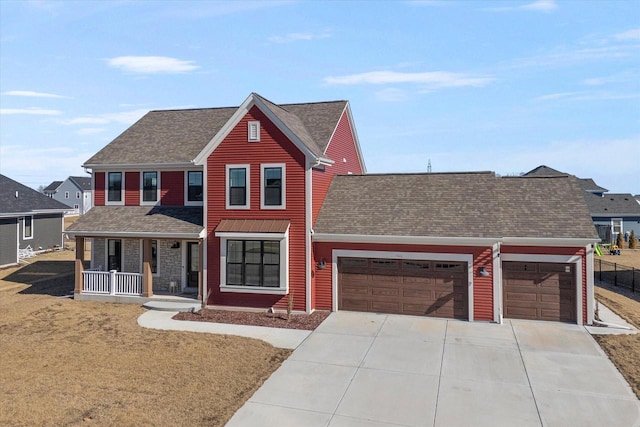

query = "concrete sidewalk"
[[226, 312, 640, 427]]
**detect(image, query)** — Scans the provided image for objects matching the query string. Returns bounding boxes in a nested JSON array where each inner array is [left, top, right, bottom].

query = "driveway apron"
[[227, 312, 640, 427]]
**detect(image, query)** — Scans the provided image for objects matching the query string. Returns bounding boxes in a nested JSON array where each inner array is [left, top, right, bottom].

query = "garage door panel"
[[503, 261, 576, 323], [338, 257, 468, 319]]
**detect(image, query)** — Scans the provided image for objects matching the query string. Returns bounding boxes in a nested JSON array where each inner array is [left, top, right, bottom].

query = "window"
[[151, 240, 158, 274], [612, 218, 623, 235], [248, 121, 260, 142], [23, 216, 33, 240], [74, 204, 79, 210], [65, 191, 69, 199], [107, 172, 123, 203], [261, 164, 285, 209], [186, 171, 203, 204], [227, 240, 280, 287], [107, 239, 122, 272], [226, 165, 249, 208], [142, 171, 159, 203], [76, 191, 81, 199]]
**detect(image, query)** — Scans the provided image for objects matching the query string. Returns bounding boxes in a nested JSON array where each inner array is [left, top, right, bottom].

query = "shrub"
[[630, 230, 637, 249], [616, 231, 624, 249]]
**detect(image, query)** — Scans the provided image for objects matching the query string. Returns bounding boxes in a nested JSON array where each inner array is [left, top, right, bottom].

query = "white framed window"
[[74, 204, 79, 210], [139, 240, 158, 275], [106, 239, 123, 272], [76, 191, 81, 199], [65, 191, 69, 199], [23, 216, 33, 240], [141, 171, 160, 205], [218, 232, 289, 295], [261, 164, 286, 209], [248, 121, 260, 142], [185, 170, 203, 206], [226, 164, 250, 209], [106, 172, 124, 205], [612, 218, 623, 235]]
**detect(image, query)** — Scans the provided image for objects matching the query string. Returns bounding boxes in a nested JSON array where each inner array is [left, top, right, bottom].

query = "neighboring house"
[[0, 174, 68, 268], [523, 165, 639, 243], [66, 93, 599, 325], [44, 176, 93, 215]]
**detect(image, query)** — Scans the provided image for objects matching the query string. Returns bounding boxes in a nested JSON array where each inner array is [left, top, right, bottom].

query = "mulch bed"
[[174, 309, 331, 330]]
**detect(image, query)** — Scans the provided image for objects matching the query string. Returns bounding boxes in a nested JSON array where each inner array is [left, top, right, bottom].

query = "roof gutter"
[[64, 230, 203, 239], [0, 210, 67, 218], [83, 162, 196, 170]]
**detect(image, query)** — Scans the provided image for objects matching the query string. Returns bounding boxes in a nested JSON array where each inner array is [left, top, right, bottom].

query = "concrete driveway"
[[227, 312, 640, 427]]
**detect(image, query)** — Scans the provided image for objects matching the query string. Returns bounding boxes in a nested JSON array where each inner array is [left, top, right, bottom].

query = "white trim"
[[314, 233, 499, 247], [184, 240, 201, 291], [65, 191, 70, 199], [501, 237, 599, 246], [260, 163, 286, 210], [586, 245, 595, 325], [225, 164, 250, 210], [140, 171, 160, 206], [611, 218, 623, 236], [305, 159, 312, 313], [203, 161, 208, 305], [501, 253, 584, 325], [66, 231, 201, 239], [22, 215, 33, 240], [492, 243, 502, 324], [248, 121, 260, 142], [76, 191, 81, 199], [105, 171, 125, 206], [184, 170, 204, 206], [218, 231, 289, 295], [331, 249, 474, 321]]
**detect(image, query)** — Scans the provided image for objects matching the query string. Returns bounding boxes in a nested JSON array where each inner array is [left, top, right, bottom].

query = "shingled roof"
[[68, 176, 92, 191], [65, 206, 203, 237], [584, 193, 640, 216], [523, 165, 608, 193], [43, 181, 63, 192], [0, 174, 69, 215], [84, 93, 348, 166], [314, 173, 598, 240]]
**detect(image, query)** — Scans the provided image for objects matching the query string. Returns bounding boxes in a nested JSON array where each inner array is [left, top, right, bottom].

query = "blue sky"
[[1, 0, 638, 194]]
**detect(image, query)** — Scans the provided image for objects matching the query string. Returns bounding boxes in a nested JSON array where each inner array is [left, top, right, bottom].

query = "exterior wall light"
[[478, 266, 489, 277], [317, 258, 326, 270]]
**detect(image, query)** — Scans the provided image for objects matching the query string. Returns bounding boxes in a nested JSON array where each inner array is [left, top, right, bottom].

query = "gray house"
[[0, 174, 68, 268], [44, 176, 93, 215]]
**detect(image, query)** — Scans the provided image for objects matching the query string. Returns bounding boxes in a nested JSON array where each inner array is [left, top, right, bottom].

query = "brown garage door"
[[503, 261, 576, 322], [338, 257, 468, 319]]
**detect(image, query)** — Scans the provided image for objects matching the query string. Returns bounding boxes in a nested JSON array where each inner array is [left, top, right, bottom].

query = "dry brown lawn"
[[0, 251, 291, 426], [598, 248, 640, 269], [594, 285, 640, 399]]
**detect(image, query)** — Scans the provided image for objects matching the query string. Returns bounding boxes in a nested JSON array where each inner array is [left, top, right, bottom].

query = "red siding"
[[501, 245, 588, 324], [312, 109, 364, 225], [313, 241, 494, 321], [206, 106, 307, 311], [94, 172, 105, 206], [125, 172, 139, 206], [161, 171, 184, 206]]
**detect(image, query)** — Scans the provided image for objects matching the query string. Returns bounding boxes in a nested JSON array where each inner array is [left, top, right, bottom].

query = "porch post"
[[74, 236, 85, 294], [198, 239, 203, 302], [142, 238, 153, 297]]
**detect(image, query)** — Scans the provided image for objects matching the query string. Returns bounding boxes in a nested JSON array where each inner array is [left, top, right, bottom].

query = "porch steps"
[[142, 301, 201, 313]]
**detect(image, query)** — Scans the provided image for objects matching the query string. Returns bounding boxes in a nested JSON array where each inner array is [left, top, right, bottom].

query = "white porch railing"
[[82, 270, 143, 296]]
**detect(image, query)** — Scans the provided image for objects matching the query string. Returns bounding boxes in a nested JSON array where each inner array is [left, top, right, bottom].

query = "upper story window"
[[186, 171, 203, 205], [226, 165, 250, 209], [76, 191, 81, 199], [23, 216, 33, 240], [65, 191, 69, 199], [261, 164, 286, 209], [248, 121, 260, 142], [142, 171, 159, 204], [107, 172, 123, 204]]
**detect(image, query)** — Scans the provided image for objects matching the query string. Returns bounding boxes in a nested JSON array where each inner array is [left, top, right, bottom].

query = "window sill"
[[220, 285, 287, 295]]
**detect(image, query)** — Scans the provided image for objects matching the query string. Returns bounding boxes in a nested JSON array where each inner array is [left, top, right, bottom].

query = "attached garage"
[[502, 261, 576, 322], [338, 257, 468, 319]]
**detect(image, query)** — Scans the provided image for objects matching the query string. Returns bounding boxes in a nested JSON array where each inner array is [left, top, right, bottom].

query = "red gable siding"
[[94, 172, 105, 206], [312, 109, 363, 225], [161, 171, 184, 206], [125, 172, 139, 206], [206, 106, 307, 311], [313, 241, 494, 321]]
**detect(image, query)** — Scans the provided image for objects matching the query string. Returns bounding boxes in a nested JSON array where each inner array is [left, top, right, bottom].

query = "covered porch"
[[66, 206, 205, 304]]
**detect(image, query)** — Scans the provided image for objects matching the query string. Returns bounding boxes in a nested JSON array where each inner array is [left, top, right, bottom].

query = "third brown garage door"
[[502, 261, 576, 322], [338, 257, 468, 319]]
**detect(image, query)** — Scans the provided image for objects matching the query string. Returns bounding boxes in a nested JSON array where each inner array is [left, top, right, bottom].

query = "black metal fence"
[[595, 259, 639, 293]]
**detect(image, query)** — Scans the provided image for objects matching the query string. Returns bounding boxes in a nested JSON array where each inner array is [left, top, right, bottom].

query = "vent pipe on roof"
[[15, 191, 19, 198]]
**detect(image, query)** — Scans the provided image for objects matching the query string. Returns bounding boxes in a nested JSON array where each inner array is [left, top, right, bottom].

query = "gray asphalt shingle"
[[1, 174, 69, 214]]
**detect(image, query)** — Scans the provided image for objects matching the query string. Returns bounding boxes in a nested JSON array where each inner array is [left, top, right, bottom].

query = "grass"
[[0, 251, 290, 426], [594, 285, 640, 399], [598, 248, 640, 269]]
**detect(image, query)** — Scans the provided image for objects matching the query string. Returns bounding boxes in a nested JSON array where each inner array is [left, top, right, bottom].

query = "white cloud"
[[374, 88, 409, 102], [534, 91, 640, 102], [0, 108, 62, 115], [487, 0, 557, 12], [268, 30, 331, 43], [106, 56, 199, 74], [324, 70, 494, 89], [614, 28, 640, 41], [2, 90, 68, 98], [61, 109, 149, 126]]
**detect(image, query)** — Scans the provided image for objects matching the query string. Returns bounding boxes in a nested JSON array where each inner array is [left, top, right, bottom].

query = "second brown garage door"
[[338, 257, 468, 319], [503, 261, 576, 322]]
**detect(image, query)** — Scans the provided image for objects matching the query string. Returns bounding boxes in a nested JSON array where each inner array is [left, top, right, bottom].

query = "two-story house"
[[44, 176, 93, 215], [67, 93, 599, 325]]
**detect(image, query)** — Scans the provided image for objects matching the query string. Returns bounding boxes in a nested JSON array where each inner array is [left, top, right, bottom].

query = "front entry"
[[186, 242, 199, 289]]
